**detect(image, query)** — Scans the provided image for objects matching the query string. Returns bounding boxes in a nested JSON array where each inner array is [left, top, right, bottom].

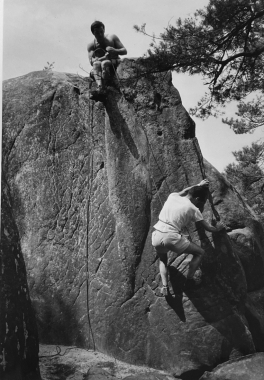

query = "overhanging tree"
[[224, 142, 264, 221], [134, 0, 264, 132]]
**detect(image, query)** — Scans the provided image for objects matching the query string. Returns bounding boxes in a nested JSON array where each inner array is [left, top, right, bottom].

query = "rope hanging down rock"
[[85, 99, 96, 351], [192, 137, 220, 222]]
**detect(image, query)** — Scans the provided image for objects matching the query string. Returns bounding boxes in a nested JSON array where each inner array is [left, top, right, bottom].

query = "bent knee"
[[153, 246, 168, 261], [159, 253, 168, 264], [101, 60, 112, 68], [186, 242, 205, 256], [93, 61, 102, 69]]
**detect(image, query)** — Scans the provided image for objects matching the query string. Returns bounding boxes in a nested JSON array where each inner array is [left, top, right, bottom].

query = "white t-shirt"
[[154, 193, 203, 233]]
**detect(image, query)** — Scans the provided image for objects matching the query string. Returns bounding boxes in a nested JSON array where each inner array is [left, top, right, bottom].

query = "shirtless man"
[[152, 179, 225, 296], [87, 21, 127, 100]]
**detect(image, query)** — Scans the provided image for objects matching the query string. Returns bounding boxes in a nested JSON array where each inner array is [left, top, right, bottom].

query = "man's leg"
[[101, 60, 112, 85], [152, 230, 169, 296], [90, 61, 108, 101], [92, 61, 103, 89], [158, 252, 168, 287], [183, 242, 205, 279], [159, 252, 169, 296]]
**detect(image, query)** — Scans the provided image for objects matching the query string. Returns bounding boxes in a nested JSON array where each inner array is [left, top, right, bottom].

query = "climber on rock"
[[152, 179, 225, 296], [87, 21, 127, 101]]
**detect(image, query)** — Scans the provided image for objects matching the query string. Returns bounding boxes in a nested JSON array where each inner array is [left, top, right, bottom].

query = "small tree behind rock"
[[43, 61, 55, 71]]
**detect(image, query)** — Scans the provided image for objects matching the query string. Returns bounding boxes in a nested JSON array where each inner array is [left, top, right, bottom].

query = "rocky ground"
[[39, 344, 175, 380]]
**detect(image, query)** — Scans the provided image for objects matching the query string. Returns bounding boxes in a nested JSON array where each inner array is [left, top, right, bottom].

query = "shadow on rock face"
[[193, 230, 252, 350], [1, 174, 41, 380], [32, 290, 92, 348], [105, 92, 140, 160], [48, 362, 76, 380], [167, 266, 186, 322]]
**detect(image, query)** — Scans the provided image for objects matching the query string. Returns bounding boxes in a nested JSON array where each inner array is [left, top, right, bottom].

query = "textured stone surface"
[[0, 175, 41, 379], [84, 367, 173, 380], [39, 344, 174, 380], [245, 289, 264, 351], [123, 374, 174, 380], [2, 60, 264, 378], [199, 352, 264, 379], [85, 367, 116, 380], [203, 160, 264, 353]]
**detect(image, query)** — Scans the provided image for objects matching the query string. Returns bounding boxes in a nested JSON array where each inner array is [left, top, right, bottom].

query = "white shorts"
[[152, 229, 190, 256]]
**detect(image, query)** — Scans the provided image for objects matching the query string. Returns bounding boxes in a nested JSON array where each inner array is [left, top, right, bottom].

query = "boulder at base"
[[200, 352, 264, 379], [2, 59, 264, 378]]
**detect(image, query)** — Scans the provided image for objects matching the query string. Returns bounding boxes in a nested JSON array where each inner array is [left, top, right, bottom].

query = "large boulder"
[[2, 59, 264, 378], [199, 352, 264, 379], [0, 174, 41, 379]]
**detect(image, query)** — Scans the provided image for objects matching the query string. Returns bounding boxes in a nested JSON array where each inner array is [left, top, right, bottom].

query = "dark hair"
[[91, 21, 105, 34], [188, 186, 208, 203]]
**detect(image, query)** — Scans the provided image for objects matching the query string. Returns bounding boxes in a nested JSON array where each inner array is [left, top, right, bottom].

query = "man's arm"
[[196, 220, 225, 233], [87, 42, 96, 65], [178, 179, 209, 196], [106, 34, 127, 55], [87, 42, 109, 65]]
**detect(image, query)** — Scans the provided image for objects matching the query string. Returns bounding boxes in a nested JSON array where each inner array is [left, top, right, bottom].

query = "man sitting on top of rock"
[[152, 179, 225, 296], [87, 21, 127, 101]]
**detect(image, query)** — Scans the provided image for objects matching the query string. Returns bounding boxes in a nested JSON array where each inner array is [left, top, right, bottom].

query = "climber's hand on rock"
[[199, 179, 209, 188], [216, 222, 225, 231]]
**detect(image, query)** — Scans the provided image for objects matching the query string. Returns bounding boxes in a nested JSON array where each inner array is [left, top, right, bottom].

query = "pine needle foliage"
[[134, 0, 264, 131]]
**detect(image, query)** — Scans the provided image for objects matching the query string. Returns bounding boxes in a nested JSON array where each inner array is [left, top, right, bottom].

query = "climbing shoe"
[[161, 285, 169, 297]]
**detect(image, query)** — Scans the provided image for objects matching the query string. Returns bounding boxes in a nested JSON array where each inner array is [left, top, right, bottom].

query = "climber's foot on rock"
[[161, 285, 169, 297]]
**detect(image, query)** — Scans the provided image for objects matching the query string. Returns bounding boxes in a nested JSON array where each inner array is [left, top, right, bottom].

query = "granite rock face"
[[204, 160, 264, 353], [84, 367, 173, 380], [199, 352, 264, 380], [2, 60, 264, 378], [0, 175, 41, 379]]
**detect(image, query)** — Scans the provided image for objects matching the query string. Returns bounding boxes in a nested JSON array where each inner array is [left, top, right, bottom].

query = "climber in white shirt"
[[152, 179, 224, 296]]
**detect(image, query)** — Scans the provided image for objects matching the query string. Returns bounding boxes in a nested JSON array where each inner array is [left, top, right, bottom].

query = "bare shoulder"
[[87, 40, 95, 52], [108, 34, 121, 42]]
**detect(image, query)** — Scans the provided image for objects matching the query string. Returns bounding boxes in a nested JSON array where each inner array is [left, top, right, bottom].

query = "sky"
[[2, 0, 263, 172]]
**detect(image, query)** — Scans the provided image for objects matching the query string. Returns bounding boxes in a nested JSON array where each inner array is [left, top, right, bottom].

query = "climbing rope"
[[85, 98, 96, 351], [192, 137, 220, 222], [39, 345, 79, 358]]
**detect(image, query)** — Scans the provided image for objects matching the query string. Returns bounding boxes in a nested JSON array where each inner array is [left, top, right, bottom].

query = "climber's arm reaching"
[[196, 219, 225, 232], [178, 179, 209, 196], [105, 34, 127, 56]]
